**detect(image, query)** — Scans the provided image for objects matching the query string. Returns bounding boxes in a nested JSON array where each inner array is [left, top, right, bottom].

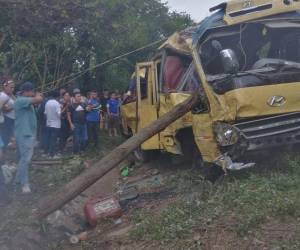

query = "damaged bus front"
[[121, 0, 300, 176], [192, 0, 300, 171]]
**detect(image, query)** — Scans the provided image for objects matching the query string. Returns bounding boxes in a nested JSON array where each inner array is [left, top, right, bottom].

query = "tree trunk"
[[36, 92, 199, 219]]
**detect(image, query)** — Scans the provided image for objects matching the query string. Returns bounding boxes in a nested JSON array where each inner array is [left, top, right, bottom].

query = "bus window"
[[178, 64, 201, 92], [162, 55, 188, 92]]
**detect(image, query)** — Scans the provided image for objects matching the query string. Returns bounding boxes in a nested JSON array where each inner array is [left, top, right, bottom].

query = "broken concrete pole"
[[36, 92, 198, 219]]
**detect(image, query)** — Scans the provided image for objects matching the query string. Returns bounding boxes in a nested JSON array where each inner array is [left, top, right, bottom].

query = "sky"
[[166, 0, 224, 21]]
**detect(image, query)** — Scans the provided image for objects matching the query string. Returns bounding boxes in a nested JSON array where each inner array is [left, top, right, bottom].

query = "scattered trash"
[[119, 186, 139, 202], [227, 162, 256, 171], [69, 231, 88, 245], [46, 208, 86, 237], [120, 188, 176, 212], [84, 196, 122, 227], [121, 166, 130, 177], [114, 218, 123, 225], [1, 164, 16, 184], [124, 175, 164, 192], [46, 210, 65, 227], [69, 235, 80, 245]]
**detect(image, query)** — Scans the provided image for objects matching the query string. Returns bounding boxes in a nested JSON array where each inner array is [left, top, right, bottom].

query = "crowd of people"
[[39, 88, 122, 157], [0, 75, 124, 202]]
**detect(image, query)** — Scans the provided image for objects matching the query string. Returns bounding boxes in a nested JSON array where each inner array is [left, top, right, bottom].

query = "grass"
[[129, 150, 300, 248]]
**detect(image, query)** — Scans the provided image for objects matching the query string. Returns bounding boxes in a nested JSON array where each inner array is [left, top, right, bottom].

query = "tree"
[[0, 0, 194, 92]]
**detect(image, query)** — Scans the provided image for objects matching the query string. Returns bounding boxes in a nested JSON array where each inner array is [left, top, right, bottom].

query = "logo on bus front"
[[267, 96, 286, 107]]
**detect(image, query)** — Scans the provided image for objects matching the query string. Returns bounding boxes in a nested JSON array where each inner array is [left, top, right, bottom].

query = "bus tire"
[[192, 148, 224, 182]]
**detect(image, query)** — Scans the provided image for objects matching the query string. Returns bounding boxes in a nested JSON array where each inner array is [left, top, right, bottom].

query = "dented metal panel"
[[192, 114, 222, 162], [159, 26, 197, 55], [223, 82, 300, 118], [158, 93, 193, 154]]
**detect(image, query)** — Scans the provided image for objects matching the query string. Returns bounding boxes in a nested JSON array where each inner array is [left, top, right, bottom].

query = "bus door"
[[136, 62, 160, 150]]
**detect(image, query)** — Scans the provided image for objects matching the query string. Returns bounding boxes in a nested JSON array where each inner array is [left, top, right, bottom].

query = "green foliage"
[[0, 0, 193, 92], [130, 152, 300, 245]]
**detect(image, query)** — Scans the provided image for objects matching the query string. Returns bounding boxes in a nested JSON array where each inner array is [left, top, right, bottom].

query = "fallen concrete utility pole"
[[36, 92, 198, 219]]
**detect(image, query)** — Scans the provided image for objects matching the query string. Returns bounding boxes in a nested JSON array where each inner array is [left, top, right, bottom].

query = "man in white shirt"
[[0, 76, 11, 203], [44, 91, 61, 158], [0, 77, 15, 149]]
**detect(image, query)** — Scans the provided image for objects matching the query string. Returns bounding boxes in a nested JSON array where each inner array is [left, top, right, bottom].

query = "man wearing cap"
[[14, 82, 43, 193]]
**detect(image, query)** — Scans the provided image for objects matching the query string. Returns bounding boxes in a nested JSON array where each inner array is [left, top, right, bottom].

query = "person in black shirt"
[[37, 95, 48, 153], [68, 92, 88, 154], [59, 91, 71, 152], [100, 90, 109, 130]]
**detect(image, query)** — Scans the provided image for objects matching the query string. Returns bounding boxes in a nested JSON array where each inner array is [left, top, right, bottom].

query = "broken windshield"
[[199, 20, 300, 94]]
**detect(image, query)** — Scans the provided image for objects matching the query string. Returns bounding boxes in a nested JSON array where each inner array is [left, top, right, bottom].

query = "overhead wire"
[[40, 38, 167, 94]]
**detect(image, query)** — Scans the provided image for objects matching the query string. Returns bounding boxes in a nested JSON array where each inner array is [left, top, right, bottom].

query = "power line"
[[41, 38, 166, 93]]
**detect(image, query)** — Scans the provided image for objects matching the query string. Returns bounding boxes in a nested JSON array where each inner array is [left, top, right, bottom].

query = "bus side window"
[[162, 56, 186, 92], [184, 71, 200, 92], [140, 69, 148, 99], [181, 65, 201, 92]]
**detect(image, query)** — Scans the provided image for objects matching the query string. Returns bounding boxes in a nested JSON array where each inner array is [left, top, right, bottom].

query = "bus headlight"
[[214, 122, 240, 146]]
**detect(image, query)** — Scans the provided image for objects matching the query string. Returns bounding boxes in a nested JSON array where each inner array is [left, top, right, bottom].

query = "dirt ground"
[[0, 137, 299, 250], [58, 156, 299, 250]]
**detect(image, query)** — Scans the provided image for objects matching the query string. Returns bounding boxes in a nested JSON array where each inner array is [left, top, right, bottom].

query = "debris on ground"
[[84, 196, 122, 227], [1, 134, 299, 250], [1, 164, 16, 184], [121, 166, 130, 177], [69, 231, 88, 245]]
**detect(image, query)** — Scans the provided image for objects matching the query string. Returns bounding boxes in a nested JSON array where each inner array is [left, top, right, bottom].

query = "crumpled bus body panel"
[[221, 82, 300, 119]]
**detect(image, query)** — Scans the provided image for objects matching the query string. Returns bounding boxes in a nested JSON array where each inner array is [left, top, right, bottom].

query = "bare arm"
[[31, 93, 43, 105], [107, 104, 111, 116], [67, 110, 74, 130]]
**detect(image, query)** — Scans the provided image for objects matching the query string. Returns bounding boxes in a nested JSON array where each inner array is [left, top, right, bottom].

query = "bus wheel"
[[133, 147, 158, 163], [192, 149, 224, 182]]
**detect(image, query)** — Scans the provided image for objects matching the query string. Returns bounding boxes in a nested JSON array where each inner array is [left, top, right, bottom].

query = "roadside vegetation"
[[0, 0, 193, 91], [130, 150, 300, 249]]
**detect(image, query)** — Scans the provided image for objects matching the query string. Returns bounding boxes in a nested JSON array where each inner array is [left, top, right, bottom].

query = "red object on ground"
[[84, 196, 122, 226]]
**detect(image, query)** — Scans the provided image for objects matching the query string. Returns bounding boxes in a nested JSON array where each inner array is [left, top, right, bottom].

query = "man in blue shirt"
[[86, 90, 101, 147], [14, 82, 43, 193], [107, 92, 120, 137]]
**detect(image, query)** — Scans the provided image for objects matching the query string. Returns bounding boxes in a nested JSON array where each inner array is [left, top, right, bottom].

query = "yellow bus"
[[121, 0, 300, 178]]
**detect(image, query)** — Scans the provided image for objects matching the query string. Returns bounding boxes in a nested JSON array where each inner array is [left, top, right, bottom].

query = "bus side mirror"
[[220, 49, 240, 74]]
